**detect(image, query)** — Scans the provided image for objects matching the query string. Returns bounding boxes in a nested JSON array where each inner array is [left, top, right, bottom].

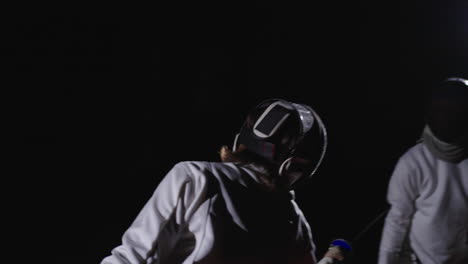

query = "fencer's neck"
[[244, 163, 291, 193], [422, 125, 467, 163]]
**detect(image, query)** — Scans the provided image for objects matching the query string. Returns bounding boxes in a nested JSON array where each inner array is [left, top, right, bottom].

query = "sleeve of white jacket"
[[378, 157, 420, 264], [101, 162, 198, 264], [317, 257, 335, 264]]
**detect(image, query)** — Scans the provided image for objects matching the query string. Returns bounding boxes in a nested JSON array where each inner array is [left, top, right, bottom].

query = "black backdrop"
[[12, 1, 468, 263]]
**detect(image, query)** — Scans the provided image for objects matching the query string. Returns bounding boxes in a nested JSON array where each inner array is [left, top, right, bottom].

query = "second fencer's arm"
[[378, 158, 420, 264]]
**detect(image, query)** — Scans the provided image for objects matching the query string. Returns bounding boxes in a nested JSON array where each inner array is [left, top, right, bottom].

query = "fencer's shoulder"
[[401, 143, 425, 157], [171, 161, 239, 175], [172, 161, 211, 170], [164, 161, 223, 188], [171, 161, 249, 185], [170, 161, 212, 175], [398, 143, 427, 165]]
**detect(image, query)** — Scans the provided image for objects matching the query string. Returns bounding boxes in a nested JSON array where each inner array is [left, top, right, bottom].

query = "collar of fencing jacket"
[[422, 125, 468, 163]]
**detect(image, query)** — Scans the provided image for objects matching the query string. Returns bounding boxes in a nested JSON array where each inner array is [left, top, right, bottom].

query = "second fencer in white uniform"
[[378, 78, 468, 264]]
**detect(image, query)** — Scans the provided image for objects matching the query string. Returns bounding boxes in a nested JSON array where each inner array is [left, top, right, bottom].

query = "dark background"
[[11, 1, 468, 263]]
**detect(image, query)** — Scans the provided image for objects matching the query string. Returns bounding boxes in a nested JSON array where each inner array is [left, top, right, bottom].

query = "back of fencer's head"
[[240, 100, 302, 165], [220, 100, 302, 167], [223, 99, 328, 187], [426, 77, 468, 143]]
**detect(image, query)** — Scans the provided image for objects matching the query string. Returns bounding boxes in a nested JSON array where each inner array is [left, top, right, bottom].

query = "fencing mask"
[[425, 77, 468, 144], [233, 99, 328, 186]]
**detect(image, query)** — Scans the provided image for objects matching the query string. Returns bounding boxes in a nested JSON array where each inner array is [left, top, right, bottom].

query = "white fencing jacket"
[[101, 161, 317, 264], [378, 143, 468, 264]]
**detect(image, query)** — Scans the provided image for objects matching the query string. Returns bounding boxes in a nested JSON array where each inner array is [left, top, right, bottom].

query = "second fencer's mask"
[[426, 77, 468, 144]]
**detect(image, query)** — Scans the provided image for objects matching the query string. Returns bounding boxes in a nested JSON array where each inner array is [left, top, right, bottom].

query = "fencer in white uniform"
[[101, 99, 334, 264], [378, 78, 468, 264]]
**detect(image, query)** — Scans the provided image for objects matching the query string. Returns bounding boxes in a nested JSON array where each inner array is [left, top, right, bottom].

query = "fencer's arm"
[[317, 257, 335, 264], [317, 239, 351, 264], [317, 247, 342, 264], [101, 163, 199, 264], [378, 158, 420, 264]]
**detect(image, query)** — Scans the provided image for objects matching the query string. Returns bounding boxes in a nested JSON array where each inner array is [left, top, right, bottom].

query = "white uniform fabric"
[[101, 161, 317, 264], [316, 257, 334, 264], [378, 143, 468, 264]]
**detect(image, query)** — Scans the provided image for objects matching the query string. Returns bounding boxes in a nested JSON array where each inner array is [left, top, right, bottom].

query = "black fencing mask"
[[426, 78, 468, 144]]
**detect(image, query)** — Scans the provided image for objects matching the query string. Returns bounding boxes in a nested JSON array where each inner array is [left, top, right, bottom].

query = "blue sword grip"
[[330, 239, 352, 252]]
